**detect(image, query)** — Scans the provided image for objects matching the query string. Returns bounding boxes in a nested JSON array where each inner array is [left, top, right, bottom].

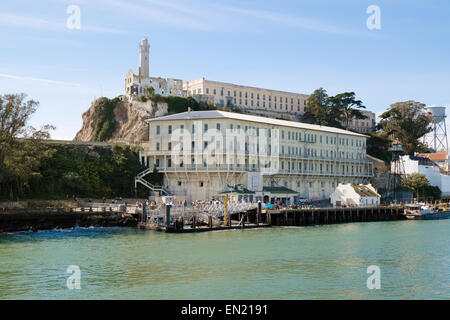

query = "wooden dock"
[[269, 206, 405, 226], [137, 206, 270, 233], [136, 205, 406, 233], [137, 221, 271, 233]]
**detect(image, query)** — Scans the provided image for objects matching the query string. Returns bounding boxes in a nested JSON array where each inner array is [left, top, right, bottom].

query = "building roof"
[[148, 110, 367, 137], [408, 155, 438, 167], [263, 186, 299, 194], [366, 154, 385, 164], [351, 185, 379, 197], [216, 185, 255, 195], [416, 153, 448, 162]]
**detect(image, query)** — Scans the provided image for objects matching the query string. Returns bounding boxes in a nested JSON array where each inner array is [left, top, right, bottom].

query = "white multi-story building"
[[183, 77, 309, 115], [139, 110, 373, 202], [125, 37, 185, 99]]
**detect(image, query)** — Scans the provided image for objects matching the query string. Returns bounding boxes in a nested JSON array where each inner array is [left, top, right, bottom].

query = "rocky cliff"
[[74, 97, 168, 144]]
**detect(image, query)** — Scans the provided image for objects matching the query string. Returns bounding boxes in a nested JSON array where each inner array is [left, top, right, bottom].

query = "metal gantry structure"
[[387, 142, 406, 203]]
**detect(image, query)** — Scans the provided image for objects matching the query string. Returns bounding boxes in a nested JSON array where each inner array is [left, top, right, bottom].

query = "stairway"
[[135, 168, 170, 195]]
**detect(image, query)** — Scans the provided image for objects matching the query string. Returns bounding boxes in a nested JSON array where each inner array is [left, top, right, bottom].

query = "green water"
[[0, 220, 449, 299]]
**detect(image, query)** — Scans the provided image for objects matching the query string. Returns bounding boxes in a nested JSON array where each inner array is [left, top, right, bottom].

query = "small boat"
[[403, 203, 450, 220]]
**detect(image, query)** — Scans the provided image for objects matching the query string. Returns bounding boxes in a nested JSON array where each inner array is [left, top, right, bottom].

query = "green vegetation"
[[302, 89, 435, 163], [144, 88, 216, 114], [366, 132, 392, 163], [28, 144, 149, 199], [0, 93, 158, 201], [402, 173, 441, 200], [302, 88, 366, 129], [378, 101, 432, 155], [0, 141, 155, 201], [93, 97, 120, 141]]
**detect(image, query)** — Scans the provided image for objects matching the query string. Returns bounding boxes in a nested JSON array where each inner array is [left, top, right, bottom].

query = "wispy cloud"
[[0, 12, 125, 34], [0, 73, 82, 87], [90, 0, 376, 37], [222, 6, 373, 37]]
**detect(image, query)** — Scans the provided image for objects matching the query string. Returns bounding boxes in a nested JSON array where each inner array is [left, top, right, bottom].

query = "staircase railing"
[[135, 169, 170, 195]]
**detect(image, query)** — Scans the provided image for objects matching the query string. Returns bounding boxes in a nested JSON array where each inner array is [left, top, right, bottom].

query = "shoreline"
[[0, 210, 137, 233]]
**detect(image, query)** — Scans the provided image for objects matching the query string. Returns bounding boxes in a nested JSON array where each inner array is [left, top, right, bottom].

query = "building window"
[[156, 143, 160, 151], [178, 181, 182, 186], [156, 125, 160, 135], [167, 159, 172, 167], [200, 181, 204, 187], [168, 125, 172, 134], [168, 142, 172, 151]]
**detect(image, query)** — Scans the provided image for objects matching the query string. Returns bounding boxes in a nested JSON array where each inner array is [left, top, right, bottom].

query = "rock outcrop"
[[74, 98, 168, 144]]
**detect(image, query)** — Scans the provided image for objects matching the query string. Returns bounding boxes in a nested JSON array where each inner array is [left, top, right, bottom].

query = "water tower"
[[425, 105, 448, 153]]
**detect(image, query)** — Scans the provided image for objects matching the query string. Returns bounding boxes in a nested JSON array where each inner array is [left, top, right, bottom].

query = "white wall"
[[399, 155, 450, 197]]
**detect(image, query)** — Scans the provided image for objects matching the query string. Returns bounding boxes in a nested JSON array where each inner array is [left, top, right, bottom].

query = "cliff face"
[[74, 98, 168, 144]]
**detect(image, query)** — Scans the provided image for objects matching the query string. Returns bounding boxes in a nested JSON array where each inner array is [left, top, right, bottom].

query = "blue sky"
[[1, 0, 449, 140]]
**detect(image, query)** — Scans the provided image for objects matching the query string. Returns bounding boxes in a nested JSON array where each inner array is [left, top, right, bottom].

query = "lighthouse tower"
[[138, 37, 150, 79]]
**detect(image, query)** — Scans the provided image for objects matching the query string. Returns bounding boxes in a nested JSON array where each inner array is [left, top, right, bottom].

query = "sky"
[[1, 0, 449, 140]]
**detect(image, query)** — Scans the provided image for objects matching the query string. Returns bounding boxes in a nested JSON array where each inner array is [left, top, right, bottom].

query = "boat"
[[403, 203, 450, 220]]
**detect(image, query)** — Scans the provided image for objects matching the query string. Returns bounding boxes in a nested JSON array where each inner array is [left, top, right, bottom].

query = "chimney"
[[188, 107, 191, 118]]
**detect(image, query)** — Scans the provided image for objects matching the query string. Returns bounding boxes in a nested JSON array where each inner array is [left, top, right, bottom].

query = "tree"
[[328, 92, 367, 130], [303, 88, 342, 128], [146, 86, 155, 98], [0, 93, 55, 198], [366, 132, 392, 164], [378, 101, 432, 155], [423, 185, 441, 201], [402, 173, 430, 199]]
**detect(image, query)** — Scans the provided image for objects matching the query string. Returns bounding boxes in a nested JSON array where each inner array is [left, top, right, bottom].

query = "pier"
[[269, 206, 405, 226], [0, 201, 406, 234], [137, 204, 271, 233], [137, 204, 406, 233]]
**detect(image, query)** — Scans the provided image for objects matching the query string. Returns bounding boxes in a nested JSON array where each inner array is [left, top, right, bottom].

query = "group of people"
[[68, 195, 125, 204]]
